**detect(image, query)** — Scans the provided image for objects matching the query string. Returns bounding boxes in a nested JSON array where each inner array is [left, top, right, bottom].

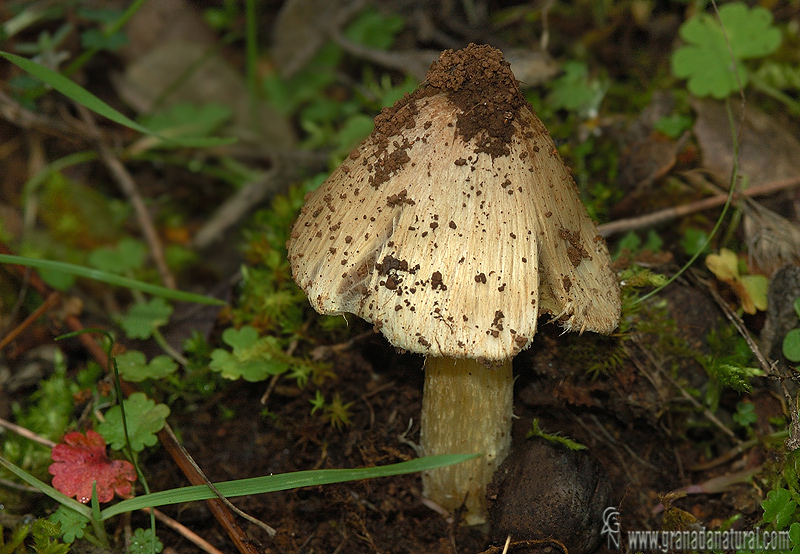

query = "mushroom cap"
[[287, 44, 620, 362]]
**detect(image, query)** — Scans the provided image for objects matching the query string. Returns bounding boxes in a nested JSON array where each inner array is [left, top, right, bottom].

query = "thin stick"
[[0, 290, 61, 351], [75, 106, 176, 290], [143, 508, 226, 554], [161, 423, 277, 537], [597, 177, 800, 238], [0, 417, 56, 448], [632, 338, 740, 442]]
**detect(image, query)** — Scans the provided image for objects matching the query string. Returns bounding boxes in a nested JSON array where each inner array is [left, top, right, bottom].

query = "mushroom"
[[287, 43, 620, 524]]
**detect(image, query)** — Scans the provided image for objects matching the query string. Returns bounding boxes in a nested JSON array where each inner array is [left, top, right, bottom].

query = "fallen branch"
[[597, 176, 800, 237]]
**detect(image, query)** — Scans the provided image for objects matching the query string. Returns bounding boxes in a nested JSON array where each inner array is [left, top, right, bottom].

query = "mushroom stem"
[[420, 356, 513, 525]]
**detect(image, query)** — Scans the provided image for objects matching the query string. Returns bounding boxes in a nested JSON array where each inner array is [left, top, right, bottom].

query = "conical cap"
[[288, 44, 620, 362]]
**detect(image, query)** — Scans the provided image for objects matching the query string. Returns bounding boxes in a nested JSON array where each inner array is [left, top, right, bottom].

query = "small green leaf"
[[681, 227, 710, 257], [221, 325, 258, 351], [129, 528, 163, 554], [671, 2, 782, 99], [97, 392, 170, 452], [209, 326, 290, 382], [653, 114, 693, 139], [763, 488, 798, 530], [344, 7, 404, 50], [118, 298, 173, 340], [138, 103, 232, 147], [310, 390, 325, 415], [49, 505, 89, 544], [88, 237, 147, 274], [783, 329, 800, 363], [732, 401, 757, 427], [547, 61, 606, 115], [116, 351, 179, 382], [789, 522, 800, 551]]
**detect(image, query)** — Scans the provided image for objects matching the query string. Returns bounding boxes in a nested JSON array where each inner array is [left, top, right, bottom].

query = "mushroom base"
[[420, 356, 513, 525]]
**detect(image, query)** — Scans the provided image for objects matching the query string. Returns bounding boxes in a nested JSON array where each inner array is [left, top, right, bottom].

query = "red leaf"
[[48, 429, 137, 503]]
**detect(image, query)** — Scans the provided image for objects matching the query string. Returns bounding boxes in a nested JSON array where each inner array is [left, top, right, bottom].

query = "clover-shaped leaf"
[[789, 522, 800, 554], [116, 350, 178, 382], [763, 488, 798, 530], [49, 505, 90, 544], [118, 298, 173, 340], [129, 528, 164, 554], [209, 326, 290, 382], [547, 61, 607, 116], [732, 401, 757, 427], [705, 248, 767, 314], [97, 392, 170, 452], [138, 102, 232, 148], [88, 237, 147, 275], [671, 2, 782, 98], [48, 429, 137, 503]]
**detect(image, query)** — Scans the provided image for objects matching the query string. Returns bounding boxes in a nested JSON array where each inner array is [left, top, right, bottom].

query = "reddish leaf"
[[48, 430, 137, 503]]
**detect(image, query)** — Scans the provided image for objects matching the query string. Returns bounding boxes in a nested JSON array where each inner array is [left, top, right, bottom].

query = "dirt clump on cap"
[[369, 43, 526, 166]]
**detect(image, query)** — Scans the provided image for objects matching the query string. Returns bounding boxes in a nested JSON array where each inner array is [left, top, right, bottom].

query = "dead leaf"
[[705, 248, 768, 314], [690, 98, 800, 187], [272, 0, 367, 77], [113, 41, 296, 149]]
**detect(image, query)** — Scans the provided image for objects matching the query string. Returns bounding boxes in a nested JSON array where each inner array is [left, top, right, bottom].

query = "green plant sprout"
[[0, 517, 68, 554], [671, 2, 782, 99], [699, 323, 762, 412], [314, 393, 354, 430], [527, 419, 587, 451]]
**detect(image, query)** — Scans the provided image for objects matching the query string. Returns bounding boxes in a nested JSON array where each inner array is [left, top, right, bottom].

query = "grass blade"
[[0, 453, 92, 518], [101, 453, 478, 519], [0, 51, 234, 148], [0, 254, 225, 305]]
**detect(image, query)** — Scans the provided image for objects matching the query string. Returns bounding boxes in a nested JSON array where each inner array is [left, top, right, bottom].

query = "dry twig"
[[597, 176, 800, 238], [74, 105, 176, 289]]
